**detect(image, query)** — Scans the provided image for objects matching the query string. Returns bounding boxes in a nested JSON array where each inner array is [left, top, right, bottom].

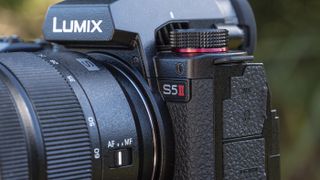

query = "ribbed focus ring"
[[0, 80, 29, 180], [0, 53, 92, 180], [170, 29, 229, 48]]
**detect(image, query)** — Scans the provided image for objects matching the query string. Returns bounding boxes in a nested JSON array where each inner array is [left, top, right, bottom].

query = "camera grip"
[[166, 64, 280, 180], [167, 80, 216, 180]]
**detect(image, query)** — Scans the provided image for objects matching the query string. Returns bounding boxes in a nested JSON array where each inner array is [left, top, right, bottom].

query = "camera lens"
[[0, 52, 164, 180]]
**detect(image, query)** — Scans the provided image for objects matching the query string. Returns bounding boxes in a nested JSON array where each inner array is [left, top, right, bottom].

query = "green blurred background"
[[0, 0, 319, 179]]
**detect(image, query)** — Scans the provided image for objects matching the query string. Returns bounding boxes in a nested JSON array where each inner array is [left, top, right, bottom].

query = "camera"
[[0, 0, 280, 179]]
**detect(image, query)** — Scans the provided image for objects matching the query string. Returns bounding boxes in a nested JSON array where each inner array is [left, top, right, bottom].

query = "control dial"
[[170, 29, 229, 53]]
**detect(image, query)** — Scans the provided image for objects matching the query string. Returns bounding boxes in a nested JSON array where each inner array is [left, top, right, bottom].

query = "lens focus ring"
[[0, 80, 29, 179], [0, 53, 92, 179]]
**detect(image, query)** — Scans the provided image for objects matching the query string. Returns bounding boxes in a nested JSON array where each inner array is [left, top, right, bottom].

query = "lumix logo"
[[52, 17, 103, 33]]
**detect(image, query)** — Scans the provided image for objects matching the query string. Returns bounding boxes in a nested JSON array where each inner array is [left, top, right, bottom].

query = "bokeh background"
[[0, 0, 319, 179]]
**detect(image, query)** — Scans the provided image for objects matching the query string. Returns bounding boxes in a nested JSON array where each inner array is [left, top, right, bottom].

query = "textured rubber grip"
[[167, 80, 216, 180], [0, 53, 92, 180], [0, 80, 29, 180], [222, 66, 268, 180], [223, 66, 267, 139], [223, 139, 266, 179], [166, 64, 278, 180]]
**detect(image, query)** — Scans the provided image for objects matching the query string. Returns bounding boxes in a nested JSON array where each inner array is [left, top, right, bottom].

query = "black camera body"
[[0, 0, 280, 180]]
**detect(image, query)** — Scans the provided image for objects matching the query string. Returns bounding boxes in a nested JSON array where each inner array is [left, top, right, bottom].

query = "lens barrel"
[[0, 52, 158, 180]]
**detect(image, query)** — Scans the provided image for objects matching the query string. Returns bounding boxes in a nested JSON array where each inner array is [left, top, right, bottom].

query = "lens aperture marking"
[[67, 75, 76, 82], [88, 116, 96, 127], [94, 148, 101, 159]]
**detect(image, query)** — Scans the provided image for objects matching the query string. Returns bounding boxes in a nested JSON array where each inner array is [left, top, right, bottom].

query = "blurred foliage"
[[0, 0, 24, 10], [251, 0, 320, 179], [0, 0, 319, 179], [0, 0, 60, 39]]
